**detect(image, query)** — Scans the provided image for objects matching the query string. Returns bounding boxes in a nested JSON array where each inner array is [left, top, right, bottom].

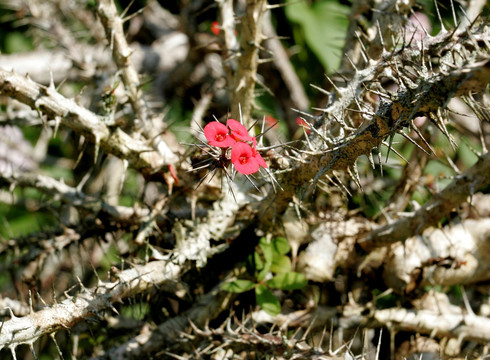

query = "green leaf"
[[247, 251, 264, 272], [270, 255, 291, 274], [285, 0, 349, 72], [272, 237, 290, 255], [259, 237, 274, 264], [255, 285, 281, 316], [254, 251, 264, 270], [221, 279, 256, 293], [256, 260, 271, 282], [267, 272, 308, 290]]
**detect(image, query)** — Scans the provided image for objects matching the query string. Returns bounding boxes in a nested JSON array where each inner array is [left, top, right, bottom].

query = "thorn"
[[29, 290, 34, 314], [354, 31, 369, 64], [411, 121, 436, 154], [53, 116, 61, 138], [377, 144, 383, 176], [312, 155, 336, 188], [420, 36, 426, 69], [376, 20, 386, 51], [263, 167, 283, 191], [367, 151, 375, 169], [332, 172, 352, 197], [461, 136, 482, 158], [328, 320, 334, 354], [6, 307, 16, 319], [29, 343, 40, 360], [449, 0, 459, 30], [76, 275, 88, 292], [266, 2, 289, 9], [122, 6, 145, 24], [434, 0, 446, 32], [188, 318, 211, 336], [257, 57, 274, 64], [461, 285, 476, 317], [347, 162, 363, 191], [300, 118, 315, 151], [331, 113, 356, 131], [120, 0, 136, 18], [51, 282, 58, 304], [238, 103, 243, 125], [93, 134, 100, 165], [161, 351, 188, 360], [291, 108, 316, 119], [385, 133, 395, 163], [50, 333, 65, 360], [363, 85, 392, 100], [259, 115, 266, 147], [397, 130, 430, 155], [430, 110, 457, 151], [310, 83, 331, 96], [110, 305, 120, 315], [409, 9, 430, 38], [49, 71, 55, 90], [245, 174, 260, 192], [37, 292, 48, 307], [325, 75, 340, 93], [382, 141, 409, 164], [10, 346, 18, 360], [375, 328, 383, 360], [458, 5, 472, 28], [345, 54, 358, 72], [444, 151, 461, 174]]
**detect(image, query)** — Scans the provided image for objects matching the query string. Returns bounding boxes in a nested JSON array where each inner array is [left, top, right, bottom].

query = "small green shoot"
[[221, 236, 308, 316]]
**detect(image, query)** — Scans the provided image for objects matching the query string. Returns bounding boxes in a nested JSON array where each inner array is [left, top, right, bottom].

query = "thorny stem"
[[95, 0, 148, 130], [258, 30, 490, 227], [230, 0, 268, 127], [360, 151, 490, 249], [0, 69, 170, 174], [0, 260, 184, 351]]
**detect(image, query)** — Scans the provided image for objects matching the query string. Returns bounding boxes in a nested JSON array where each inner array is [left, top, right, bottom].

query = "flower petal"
[[231, 142, 259, 175], [254, 152, 267, 168], [204, 122, 236, 147], [227, 119, 254, 141]]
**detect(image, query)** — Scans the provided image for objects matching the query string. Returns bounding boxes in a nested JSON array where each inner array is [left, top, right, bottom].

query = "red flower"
[[251, 138, 267, 168], [204, 122, 236, 147], [231, 142, 260, 175], [210, 21, 220, 36], [227, 119, 254, 141]]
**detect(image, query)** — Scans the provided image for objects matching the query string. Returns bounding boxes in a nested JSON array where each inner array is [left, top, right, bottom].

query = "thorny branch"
[[0, 0, 489, 358], [360, 152, 490, 249], [0, 68, 173, 174], [95, 0, 149, 129], [259, 24, 490, 226], [0, 170, 151, 224], [0, 260, 184, 352]]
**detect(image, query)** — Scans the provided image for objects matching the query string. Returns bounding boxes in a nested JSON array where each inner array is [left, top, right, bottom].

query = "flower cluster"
[[203, 119, 267, 175]]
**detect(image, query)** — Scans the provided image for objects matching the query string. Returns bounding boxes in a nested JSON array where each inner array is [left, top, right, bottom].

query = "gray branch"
[[0, 68, 174, 173], [360, 151, 490, 249], [0, 260, 184, 352]]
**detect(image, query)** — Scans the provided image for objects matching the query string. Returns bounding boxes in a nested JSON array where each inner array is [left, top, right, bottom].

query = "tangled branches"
[[0, 0, 489, 358]]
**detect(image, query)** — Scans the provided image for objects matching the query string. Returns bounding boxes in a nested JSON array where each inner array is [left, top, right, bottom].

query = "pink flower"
[[231, 142, 260, 175], [231, 141, 267, 175], [251, 138, 267, 168], [204, 122, 236, 147], [227, 119, 254, 142]]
